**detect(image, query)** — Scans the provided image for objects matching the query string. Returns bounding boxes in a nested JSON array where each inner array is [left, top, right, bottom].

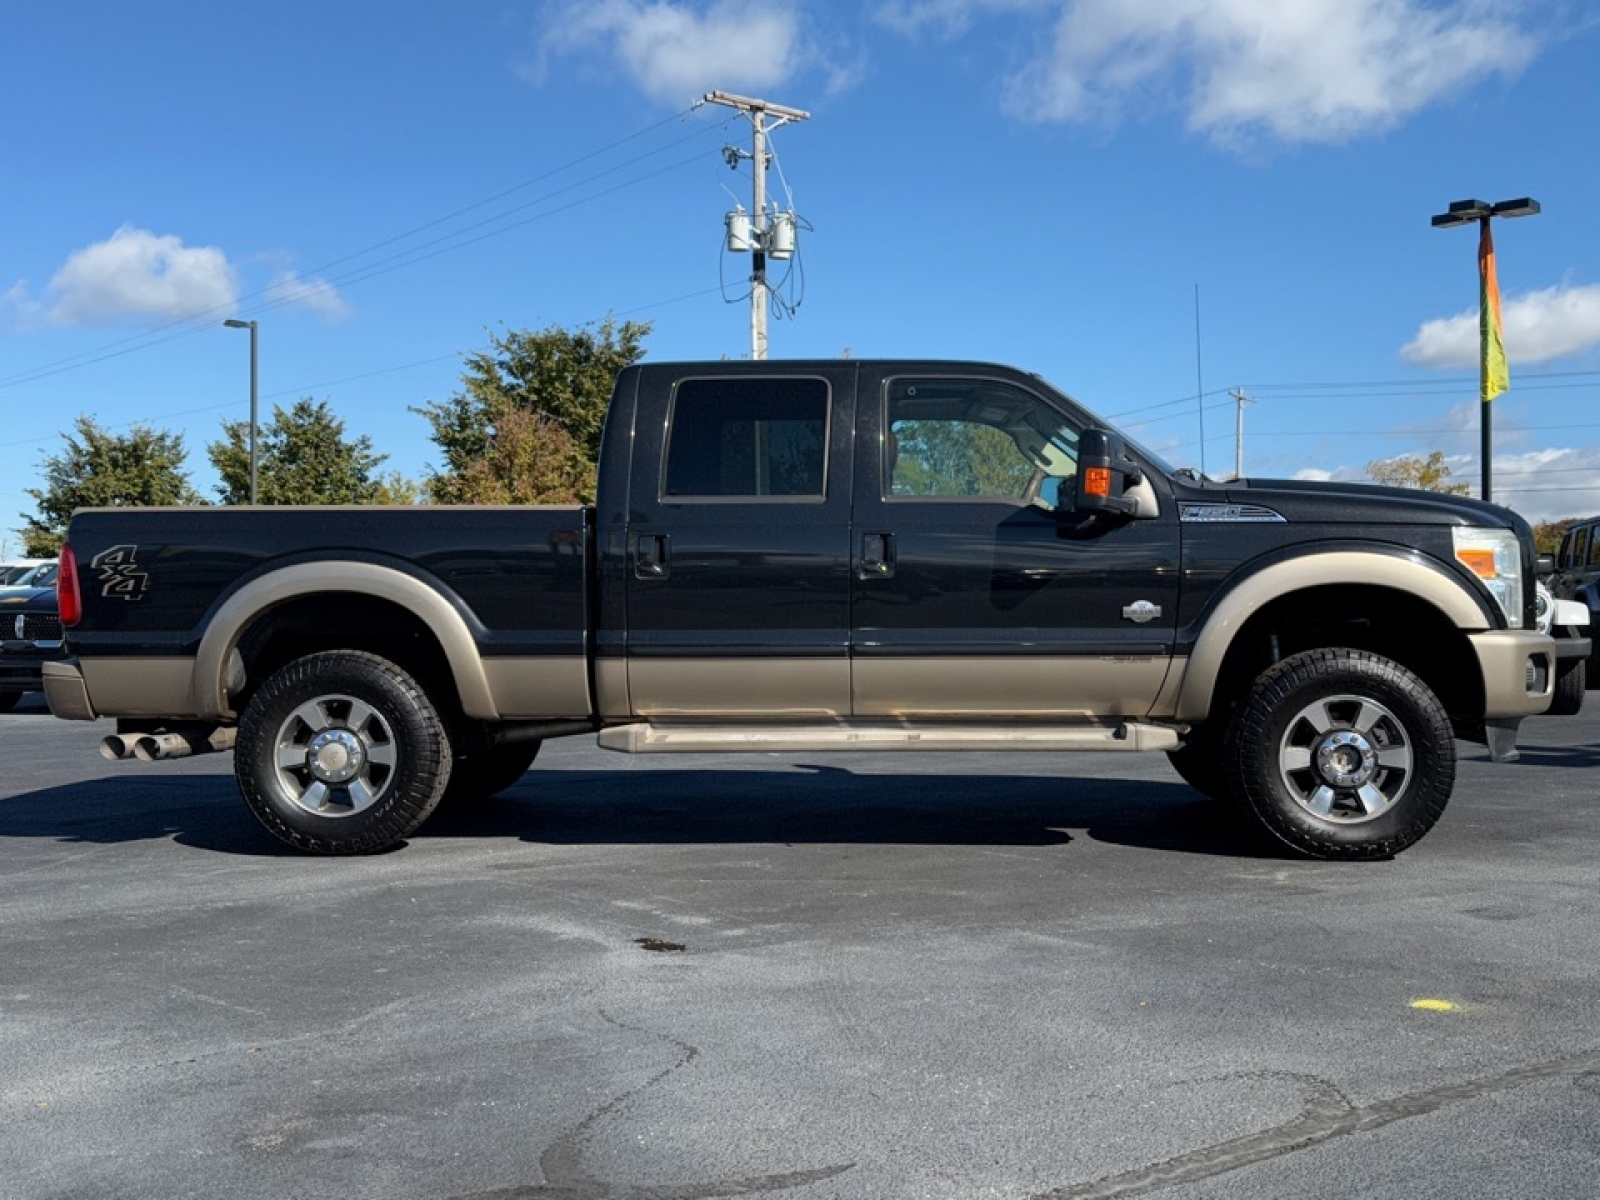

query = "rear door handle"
[[859, 532, 896, 579], [634, 533, 670, 579]]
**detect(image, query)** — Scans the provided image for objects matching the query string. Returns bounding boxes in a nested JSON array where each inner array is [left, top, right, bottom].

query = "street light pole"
[[1429, 197, 1540, 504], [222, 318, 259, 504]]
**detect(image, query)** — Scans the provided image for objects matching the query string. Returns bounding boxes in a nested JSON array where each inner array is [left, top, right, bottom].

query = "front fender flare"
[[1172, 550, 1490, 723]]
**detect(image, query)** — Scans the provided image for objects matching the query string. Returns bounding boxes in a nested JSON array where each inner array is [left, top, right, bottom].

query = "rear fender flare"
[[193, 562, 496, 720]]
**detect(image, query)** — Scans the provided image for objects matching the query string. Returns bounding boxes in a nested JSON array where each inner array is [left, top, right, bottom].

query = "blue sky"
[[4, 0, 1599, 553]]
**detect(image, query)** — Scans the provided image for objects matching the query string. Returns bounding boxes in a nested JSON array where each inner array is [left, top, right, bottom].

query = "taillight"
[[58, 543, 82, 627]]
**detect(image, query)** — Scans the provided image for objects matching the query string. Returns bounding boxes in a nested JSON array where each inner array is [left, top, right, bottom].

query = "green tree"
[[21, 417, 205, 555], [892, 420, 1034, 497], [415, 316, 650, 504], [1365, 451, 1472, 496], [208, 398, 388, 505], [372, 471, 426, 505]]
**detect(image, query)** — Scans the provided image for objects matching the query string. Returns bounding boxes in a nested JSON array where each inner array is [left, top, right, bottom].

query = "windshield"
[[5, 562, 57, 587]]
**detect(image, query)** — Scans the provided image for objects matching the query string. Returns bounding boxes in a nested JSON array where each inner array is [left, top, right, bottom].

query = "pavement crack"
[[1030, 1049, 1600, 1199], [450, 1008, 853, 1199]]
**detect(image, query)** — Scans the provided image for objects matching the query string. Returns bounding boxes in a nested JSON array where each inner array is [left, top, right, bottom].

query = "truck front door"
[[849, 366, 1181, 719]]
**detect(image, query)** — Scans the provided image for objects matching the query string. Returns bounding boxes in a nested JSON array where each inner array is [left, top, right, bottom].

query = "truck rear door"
[[620, 365, 857, 716]]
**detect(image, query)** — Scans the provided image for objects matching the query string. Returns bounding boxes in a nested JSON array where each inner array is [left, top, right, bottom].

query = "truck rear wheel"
[[236, 651, 452, 854], [1225, 648, 1454, 860]]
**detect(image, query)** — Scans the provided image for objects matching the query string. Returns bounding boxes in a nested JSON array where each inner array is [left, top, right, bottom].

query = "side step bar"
[[597, 721, 1181, 755]]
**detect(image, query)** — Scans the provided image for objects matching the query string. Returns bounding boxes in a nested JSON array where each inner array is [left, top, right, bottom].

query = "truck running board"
[[597, 721, 1181, 755]]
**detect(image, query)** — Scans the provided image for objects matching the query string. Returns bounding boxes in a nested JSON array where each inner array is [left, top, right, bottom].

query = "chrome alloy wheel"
[[271, 693, 399, 818], [1276, 694, 1414, 824]]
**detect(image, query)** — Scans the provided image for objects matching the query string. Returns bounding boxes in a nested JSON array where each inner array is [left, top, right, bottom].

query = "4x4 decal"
[[91, 544, 150, 601]]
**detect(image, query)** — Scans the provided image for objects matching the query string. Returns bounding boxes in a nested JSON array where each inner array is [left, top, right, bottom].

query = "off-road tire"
[[236, 651, 452, 854], [1550, 657, 1586, 715], [1226, 648, 1454, 861]]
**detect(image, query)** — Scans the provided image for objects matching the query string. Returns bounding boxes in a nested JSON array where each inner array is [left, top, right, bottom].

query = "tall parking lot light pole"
[[222, 319, 259, 504], [1429, 197, 1540, 504]]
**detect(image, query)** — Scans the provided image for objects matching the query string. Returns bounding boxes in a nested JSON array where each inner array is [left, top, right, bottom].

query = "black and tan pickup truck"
[[47, 359, 1557, 859]]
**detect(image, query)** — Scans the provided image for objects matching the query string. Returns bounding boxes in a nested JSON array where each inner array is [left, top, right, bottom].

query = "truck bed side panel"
[[65, 505, 591, 720]]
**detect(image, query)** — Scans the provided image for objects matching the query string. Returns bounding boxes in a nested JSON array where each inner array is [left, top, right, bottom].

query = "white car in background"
[[0, 559, 54, 586]]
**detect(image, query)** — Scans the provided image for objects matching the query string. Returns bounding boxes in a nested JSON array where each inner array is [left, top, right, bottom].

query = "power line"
[[0, 107, 730, 393]]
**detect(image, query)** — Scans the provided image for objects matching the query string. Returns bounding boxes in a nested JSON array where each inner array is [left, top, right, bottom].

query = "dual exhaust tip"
[[100, 726, 238, 763]]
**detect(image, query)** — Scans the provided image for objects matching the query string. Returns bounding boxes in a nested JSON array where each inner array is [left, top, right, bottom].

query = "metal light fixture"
[[1428, 196, 1541, 502]]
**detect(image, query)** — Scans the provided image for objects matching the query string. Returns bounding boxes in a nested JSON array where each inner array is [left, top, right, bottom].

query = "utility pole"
[[704, 90, 809, 359], [1229, 388, 1254, 480]]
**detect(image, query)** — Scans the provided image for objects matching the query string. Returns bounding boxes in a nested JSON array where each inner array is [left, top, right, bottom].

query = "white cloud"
[[1403, 283, 1600, 369], [1491, 445, 1600, 523], [538, 0, 804, 105], [19, 227, 352, 330], [872, 0, 1042, 37], [0, 280, 45, 332], [46, 225, 238, 326], [879, 0, 1538, 146], [265, 270, 352, 323]]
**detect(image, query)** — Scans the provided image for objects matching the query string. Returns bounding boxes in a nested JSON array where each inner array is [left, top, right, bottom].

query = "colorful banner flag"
[[1478, 221, 1509, 402]]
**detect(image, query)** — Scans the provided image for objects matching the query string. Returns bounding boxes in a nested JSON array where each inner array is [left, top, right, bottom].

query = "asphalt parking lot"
[[2, 691, 1598, 1200]]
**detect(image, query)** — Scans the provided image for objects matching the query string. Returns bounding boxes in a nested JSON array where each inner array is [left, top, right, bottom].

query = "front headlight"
[[1534, 580, 1553, 634], [1453, 526, 1524, 628]]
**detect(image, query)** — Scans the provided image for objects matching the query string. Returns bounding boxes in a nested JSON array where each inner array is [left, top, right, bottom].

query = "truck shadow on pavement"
[[0, 765, 1281, 859], [427, 764, 1276, 859]]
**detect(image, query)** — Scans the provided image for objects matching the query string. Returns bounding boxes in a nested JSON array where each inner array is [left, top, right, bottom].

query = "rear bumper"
[[42, 659, 98, 721], [1471, 629, 1557, 718]]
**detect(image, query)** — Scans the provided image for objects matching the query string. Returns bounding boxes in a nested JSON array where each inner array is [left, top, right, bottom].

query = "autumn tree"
[[441, 408, 593, 505], [20, 417, 205, 555], [1533, 518, 1575, 558], [1365, 451, 1472, 496], [415, 316, 650, 504], [208, 398, 388, 505]]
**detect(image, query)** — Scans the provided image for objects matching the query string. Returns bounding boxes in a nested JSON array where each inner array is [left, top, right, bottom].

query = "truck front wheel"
[[1225, 649, 1454, 860], [236, 651, 452, 854]]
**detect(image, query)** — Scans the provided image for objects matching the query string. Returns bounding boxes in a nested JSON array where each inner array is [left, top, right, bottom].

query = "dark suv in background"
[[0, 561, 63, 712]]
